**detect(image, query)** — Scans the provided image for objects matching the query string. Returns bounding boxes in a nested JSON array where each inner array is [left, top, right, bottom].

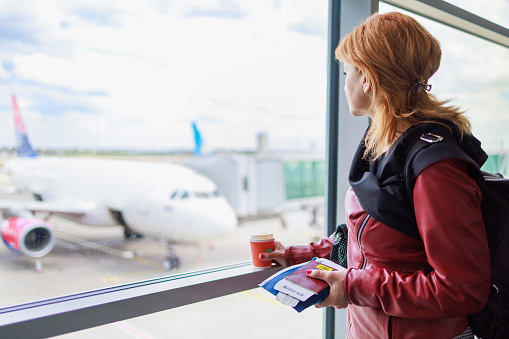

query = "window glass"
[[0, 0, 327, 307], [380, 3, 509, 175]]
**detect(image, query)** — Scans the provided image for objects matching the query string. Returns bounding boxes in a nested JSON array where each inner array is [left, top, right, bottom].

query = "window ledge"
[[0, 262, 277, 339]]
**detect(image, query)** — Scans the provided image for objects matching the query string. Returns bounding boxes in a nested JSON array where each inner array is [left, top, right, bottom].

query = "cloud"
[[287, 21, 326, 37], [183, 0, 247, 20], [0, 2, 49, 56], [285, 6, 327, 37], [0, 14, 41, 46], [67, 2, 126, 27], [0, 60, 8, 78]]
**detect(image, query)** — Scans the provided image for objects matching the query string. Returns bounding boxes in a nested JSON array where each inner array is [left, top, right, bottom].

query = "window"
[[2, 1, 508, 338], [0, 0, 328, 311], [194, 191, 210, 198]]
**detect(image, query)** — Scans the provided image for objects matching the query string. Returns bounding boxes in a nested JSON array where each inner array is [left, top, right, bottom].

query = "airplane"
[[0, 95, 238, 270]]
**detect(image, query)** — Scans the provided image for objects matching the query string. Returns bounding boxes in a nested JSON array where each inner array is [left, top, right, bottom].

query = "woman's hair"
[[335, 12, 471, 160]]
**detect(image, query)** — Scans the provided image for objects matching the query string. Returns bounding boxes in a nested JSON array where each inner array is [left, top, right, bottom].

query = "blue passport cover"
[[258, 259, 330, 312]]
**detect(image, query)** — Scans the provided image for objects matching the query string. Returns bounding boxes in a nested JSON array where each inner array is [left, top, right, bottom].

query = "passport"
[[258, 257, 344, 312], [284, 259, 338, 294]]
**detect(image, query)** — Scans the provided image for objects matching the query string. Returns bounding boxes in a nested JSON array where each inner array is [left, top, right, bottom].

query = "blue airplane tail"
[[12, 95, 38, 157], [192, 121, 203, 156]]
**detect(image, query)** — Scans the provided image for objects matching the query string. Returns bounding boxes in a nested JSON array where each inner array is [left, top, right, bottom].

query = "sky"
[[0, 0, 508, 153], [0, 0, 329, 152]]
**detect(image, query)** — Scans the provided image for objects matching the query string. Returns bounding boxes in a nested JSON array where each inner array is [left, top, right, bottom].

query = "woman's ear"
[[362, 74, 372, 95]]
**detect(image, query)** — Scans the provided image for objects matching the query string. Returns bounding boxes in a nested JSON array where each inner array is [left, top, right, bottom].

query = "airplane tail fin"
[[12, 95, 38, 157], [192, 121, 203, 156]]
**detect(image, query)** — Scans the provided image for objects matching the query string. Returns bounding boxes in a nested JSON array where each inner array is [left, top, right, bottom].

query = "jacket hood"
[[454, 129, 488, 169]]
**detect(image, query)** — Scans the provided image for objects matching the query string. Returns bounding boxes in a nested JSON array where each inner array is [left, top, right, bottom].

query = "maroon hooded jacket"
[[285, 159, 490, 339]]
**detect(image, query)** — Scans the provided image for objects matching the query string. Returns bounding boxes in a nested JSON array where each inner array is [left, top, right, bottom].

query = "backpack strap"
[[404, 133, 481, 213], [350, 123, 482, 242]]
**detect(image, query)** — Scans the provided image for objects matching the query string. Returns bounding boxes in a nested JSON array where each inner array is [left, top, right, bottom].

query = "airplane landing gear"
[[162, 256, 180, 271], [162, 241, 180, 271], [110, 210, 143, 239], [122, 225, 143, 239], [34, 259, 42, 273]]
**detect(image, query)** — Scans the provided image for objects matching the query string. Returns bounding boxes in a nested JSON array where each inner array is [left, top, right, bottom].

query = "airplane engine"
[[1, 214, 54, 258]]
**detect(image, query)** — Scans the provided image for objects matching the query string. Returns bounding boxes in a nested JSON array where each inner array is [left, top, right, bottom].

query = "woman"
[[261, 12, 490, 339]]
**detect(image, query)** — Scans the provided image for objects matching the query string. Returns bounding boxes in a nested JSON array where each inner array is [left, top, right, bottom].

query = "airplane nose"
[[213, 199, 238, 231], [195, 198, 237, 238]]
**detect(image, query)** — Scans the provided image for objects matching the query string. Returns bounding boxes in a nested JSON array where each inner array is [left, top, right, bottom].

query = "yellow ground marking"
[[240, 289, 285, 307]]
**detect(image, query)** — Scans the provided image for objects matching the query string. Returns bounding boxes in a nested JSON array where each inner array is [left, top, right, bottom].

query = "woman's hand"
[[259, 240, 287, 267], [307, 269, 348, 309]]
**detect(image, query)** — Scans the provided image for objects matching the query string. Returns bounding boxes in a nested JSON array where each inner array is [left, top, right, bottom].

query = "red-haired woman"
[[261, 12, 490, 339]]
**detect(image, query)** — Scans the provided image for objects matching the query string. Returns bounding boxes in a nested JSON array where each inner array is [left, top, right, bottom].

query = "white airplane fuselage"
[[4, 156, 238, 242]]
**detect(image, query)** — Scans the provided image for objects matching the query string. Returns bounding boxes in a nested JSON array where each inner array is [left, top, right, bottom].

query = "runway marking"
[[113, 321, 157, 339], [100, 268, 162, 284], [240, 289, 286, 307]]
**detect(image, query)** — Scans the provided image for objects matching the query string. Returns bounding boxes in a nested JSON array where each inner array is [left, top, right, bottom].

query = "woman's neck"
[[382, 122, 411, 154]]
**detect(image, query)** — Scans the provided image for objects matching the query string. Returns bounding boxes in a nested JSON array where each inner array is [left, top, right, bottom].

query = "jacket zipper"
[[357, 214, 370, 270]]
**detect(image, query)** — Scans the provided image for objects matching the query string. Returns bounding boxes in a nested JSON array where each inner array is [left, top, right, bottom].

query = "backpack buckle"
[[420, 133, 443, 143]]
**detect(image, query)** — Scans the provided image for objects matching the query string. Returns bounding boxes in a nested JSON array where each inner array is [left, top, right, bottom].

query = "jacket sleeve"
[[285, 236, 334, 267], [344, 159, 491, 319]]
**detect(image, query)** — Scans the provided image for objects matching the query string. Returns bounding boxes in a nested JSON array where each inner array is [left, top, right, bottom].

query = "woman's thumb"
[[307, 269, 328, 281]]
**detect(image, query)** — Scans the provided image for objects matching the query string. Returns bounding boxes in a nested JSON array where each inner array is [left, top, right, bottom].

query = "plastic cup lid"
[[250, 233, 274, 241]]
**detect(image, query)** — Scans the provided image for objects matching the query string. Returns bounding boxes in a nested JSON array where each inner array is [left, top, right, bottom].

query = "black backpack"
[[349, 123, 509, 338], [467, 171, 509, 338]]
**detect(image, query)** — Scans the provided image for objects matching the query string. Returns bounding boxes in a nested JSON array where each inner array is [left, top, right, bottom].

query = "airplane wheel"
[[124, 229, 144, 239], [162, 257, 180, 271]]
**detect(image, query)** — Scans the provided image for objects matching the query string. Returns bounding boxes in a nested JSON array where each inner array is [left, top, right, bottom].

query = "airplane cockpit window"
[[170, 191, 205, 199], [195, 192, 209, 199]]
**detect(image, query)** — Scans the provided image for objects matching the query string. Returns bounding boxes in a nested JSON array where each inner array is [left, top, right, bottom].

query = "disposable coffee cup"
[[250, 233, 275, 268]]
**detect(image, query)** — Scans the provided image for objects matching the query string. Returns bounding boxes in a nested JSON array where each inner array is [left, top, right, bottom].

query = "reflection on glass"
[[53, 289, 322, 339], [380, 3, 509, 175], [0, 0, 327, 307]]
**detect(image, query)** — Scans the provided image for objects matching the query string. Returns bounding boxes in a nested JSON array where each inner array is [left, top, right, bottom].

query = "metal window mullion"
[[383, 0, 509, 48], [324, 0, 342, 337]]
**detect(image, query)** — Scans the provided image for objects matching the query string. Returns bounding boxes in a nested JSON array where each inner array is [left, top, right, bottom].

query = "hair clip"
[[412, 78, 432, 94]]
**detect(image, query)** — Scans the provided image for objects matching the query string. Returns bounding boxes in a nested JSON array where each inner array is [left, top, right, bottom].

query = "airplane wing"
[[0, 200, 98, 216]]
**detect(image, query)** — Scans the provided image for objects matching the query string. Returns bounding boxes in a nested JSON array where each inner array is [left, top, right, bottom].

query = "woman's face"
[[343, 62, 373, 118]]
